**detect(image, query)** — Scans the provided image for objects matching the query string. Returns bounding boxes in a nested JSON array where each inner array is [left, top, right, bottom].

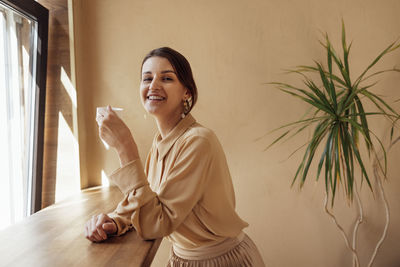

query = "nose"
[[149, 77, 161, 90]]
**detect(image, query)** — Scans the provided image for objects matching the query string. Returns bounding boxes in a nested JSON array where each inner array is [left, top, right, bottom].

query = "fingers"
[[90, 216, 103, 241], [96, 114, 104, 126], [103, 221, 117, 235], [95, 107, 130, 149], [96, 106, 114, 125], [100, 214, 117, 235], [85, 214, 109, 243], [96, 214, 108, 239], [97, 108, 119, 126], [98, 124, 109, 140], [96, 109, 108, 126]]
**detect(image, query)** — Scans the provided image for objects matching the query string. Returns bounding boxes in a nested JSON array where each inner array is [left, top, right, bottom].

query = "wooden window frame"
[[0, 0, 48, 213]]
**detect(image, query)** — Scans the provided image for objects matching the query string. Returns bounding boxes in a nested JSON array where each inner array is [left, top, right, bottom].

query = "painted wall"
[[72, 0, 400, 266]]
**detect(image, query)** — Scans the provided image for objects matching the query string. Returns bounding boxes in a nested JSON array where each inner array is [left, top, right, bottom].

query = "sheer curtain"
[[0, 2, 38, 230]]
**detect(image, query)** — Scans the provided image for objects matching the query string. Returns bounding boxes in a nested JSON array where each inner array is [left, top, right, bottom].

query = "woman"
[[86, 47, 265, 266]]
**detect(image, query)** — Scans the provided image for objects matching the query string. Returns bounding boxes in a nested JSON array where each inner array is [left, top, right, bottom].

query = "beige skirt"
[[167, 232, 265, 267]]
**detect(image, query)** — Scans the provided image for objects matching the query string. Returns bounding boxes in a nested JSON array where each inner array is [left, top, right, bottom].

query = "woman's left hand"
[[85, 213, 117, 242], [96, 105, 139, 165]]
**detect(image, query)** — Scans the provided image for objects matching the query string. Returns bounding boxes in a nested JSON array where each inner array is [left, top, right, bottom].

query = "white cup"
[[96, 106, 123, 118], [96, 106, 123, 149]]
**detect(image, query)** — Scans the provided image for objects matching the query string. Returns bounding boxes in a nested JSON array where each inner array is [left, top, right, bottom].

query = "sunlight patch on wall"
[[101, 170, 110, 187], [60, 66, 77, 108], [55, 111, 81, 202]]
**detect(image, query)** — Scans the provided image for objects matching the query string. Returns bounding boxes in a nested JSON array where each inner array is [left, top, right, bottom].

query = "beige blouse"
[[108, 114, 248, 249]]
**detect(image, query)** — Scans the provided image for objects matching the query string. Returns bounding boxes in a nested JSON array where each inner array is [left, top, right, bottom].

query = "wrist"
[[116, 139, 139, 166]]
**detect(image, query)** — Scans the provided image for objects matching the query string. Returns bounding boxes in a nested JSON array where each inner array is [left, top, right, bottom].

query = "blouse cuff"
[[108, 159, 148, 195], [107, 212, 131, 236]]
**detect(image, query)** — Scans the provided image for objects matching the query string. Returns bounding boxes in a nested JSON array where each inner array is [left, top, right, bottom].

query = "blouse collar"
[[155, 114, 196, 161]]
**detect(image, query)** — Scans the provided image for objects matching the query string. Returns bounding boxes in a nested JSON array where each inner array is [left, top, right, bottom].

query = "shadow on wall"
[[39, 0, 80, 208]]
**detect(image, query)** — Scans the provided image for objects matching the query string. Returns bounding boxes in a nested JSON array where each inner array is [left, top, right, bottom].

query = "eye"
[[142, 77, 152, 82], [163, 77, 173, 81]]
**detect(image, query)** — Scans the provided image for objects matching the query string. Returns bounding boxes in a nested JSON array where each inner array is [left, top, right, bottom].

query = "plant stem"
[[352, 180, 364, 267], [367, 164, 389, 267], [367, 137, 399, 267], [324, 192, 360, 267]]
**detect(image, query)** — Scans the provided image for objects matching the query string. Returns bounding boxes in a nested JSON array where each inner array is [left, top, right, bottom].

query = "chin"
[[145, 107, 160, 117]]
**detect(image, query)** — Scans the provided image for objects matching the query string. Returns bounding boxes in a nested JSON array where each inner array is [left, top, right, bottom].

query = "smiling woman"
[[86, 47, 265, 266]]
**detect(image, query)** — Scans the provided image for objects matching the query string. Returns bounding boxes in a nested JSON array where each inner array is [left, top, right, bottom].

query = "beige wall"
[[72, 0, 400, 266]]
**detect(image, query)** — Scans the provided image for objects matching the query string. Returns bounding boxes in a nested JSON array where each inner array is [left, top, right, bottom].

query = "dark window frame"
[[0, 0, 48, 213]]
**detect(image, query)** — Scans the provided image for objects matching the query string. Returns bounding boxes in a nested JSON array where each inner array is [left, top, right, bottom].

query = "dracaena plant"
[[268, 21, 400, 267], [269, 23, 399, 203]]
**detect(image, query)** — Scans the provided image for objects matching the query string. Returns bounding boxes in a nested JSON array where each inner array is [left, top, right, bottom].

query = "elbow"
[[137, 228, 169, 240], [139, 232, 161, 241], [135, 201, 176, 240], [136, 220, 173, 240]]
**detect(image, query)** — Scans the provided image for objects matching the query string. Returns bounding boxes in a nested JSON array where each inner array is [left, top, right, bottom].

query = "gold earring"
[[181, 98, 190, 119]]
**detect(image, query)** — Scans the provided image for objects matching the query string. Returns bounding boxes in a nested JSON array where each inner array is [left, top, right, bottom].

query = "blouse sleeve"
[[107, 135, 213, 239]]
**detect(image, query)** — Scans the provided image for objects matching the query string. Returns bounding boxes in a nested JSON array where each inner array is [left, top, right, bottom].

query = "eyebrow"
[[142, 70, 176, 75]]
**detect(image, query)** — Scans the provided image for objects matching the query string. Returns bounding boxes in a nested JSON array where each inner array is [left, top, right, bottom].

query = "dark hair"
[[141, 47, 198, 114]]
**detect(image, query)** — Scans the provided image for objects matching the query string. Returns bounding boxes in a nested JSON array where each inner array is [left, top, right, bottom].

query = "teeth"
[[148, 95, 165, 100]]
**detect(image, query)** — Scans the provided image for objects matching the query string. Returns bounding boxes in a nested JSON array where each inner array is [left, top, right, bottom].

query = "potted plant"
[[267, 21, 400, 267]]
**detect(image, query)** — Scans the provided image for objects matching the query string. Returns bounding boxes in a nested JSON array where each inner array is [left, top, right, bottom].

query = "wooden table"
[[0, 186, 162, 267]]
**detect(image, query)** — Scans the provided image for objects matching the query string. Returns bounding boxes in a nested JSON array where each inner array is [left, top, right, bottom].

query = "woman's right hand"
[[85, 213, 117, 242]]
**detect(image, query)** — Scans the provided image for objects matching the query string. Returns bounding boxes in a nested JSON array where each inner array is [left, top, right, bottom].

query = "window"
[[0, 0, 48, 230]]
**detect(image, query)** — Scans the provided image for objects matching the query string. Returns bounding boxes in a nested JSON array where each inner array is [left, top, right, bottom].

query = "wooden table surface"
[[0, 186, 162, 267]]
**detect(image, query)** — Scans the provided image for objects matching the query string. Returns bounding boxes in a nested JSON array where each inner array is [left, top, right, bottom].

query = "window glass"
[[0, 2, 38, 230]]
